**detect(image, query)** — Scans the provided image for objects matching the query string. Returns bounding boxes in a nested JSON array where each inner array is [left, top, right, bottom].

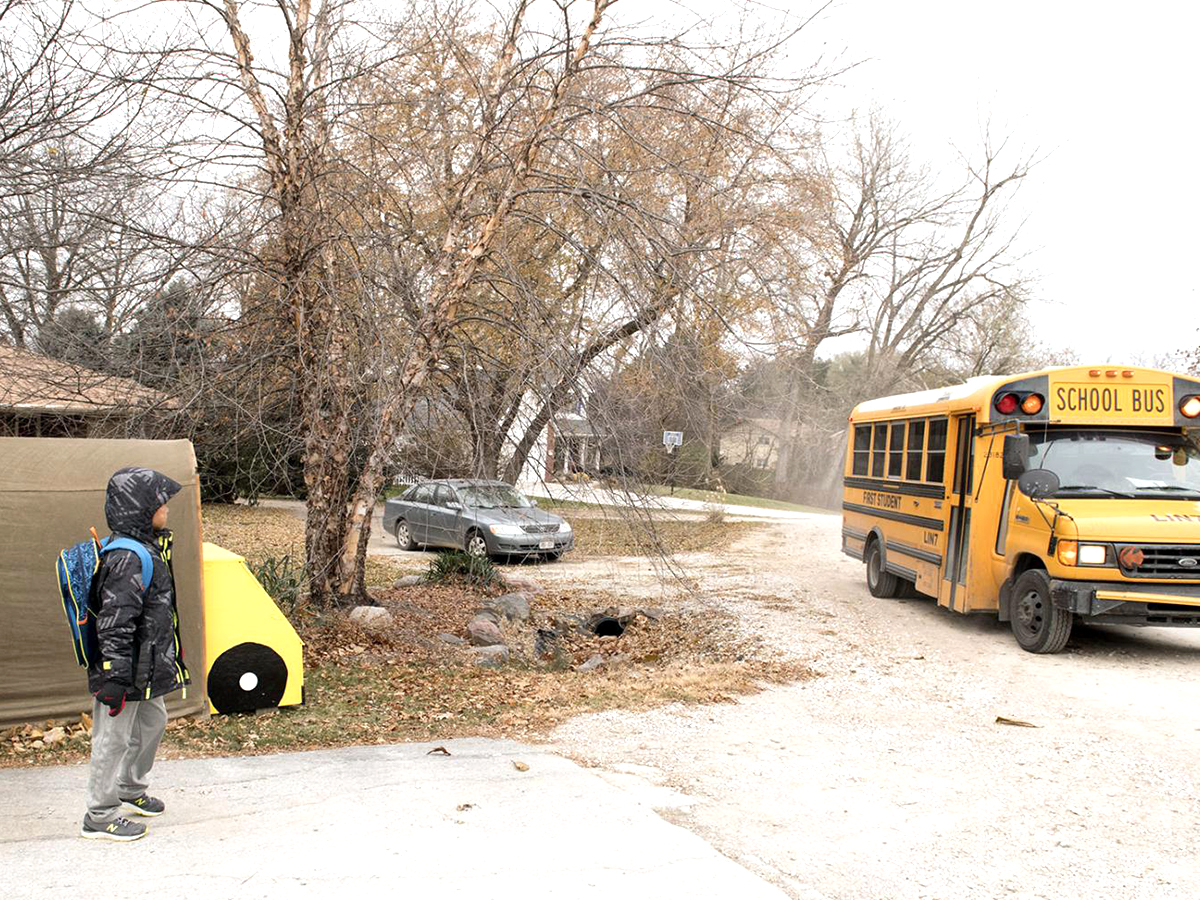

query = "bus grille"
[[1118, 544, 1200, 579]]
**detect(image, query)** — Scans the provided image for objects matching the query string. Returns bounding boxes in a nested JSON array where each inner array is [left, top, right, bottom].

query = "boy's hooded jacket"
[[86, 467, 191, 700]]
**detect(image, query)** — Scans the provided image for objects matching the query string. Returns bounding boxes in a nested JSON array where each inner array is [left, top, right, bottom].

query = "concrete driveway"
[[0, 739, 788, 899]]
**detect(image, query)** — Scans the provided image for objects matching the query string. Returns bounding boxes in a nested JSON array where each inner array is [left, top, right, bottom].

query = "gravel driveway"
[[542, 516, 1200, 900]]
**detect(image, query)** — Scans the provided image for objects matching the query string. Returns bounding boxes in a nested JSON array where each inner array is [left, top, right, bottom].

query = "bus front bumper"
[[1050, 579, 1200, 625]]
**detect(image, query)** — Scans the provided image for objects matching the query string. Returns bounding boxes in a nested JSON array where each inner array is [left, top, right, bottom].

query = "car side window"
[[435, 485, 458, 508], [412, 484, 434, 504]]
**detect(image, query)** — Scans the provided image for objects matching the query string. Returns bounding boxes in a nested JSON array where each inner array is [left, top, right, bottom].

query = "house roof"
[[725, 417, 782, 437], [0, 345, 169, 415], [554, 413, 599, 438]]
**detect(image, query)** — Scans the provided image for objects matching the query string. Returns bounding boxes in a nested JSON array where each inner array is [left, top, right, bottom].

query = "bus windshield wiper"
[[1055, 484, 1137, 498], [1134, 485, 1200, 495]]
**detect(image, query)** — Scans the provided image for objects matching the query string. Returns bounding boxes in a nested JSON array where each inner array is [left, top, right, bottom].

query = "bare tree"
[[0, 144, 201, 354], [765, 115, 1033, 496], [72, 0, 832, 605]]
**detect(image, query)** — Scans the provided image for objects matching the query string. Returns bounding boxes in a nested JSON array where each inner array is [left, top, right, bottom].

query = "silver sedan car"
[[382, 479, 575, 560]]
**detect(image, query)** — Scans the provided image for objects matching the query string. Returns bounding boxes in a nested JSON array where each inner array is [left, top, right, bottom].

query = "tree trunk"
[[772, 360, 801, 496]]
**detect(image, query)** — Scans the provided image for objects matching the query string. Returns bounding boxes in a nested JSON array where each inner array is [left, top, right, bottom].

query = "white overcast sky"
[[674, 0, 1200, 364]]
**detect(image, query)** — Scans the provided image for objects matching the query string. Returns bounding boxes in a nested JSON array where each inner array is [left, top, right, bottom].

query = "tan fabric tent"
[[0, 438, 207, 727]]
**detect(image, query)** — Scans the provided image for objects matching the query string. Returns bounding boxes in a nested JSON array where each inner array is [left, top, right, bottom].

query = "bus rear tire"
[[1010, 569, 1071, 653], [866, 541, 900, 598]]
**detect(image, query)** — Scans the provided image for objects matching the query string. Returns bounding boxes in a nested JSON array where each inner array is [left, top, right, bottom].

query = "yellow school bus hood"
[[1055, 499, 1200, 542]]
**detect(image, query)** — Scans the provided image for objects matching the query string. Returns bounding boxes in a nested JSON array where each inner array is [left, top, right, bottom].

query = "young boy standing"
[[81, 466, 191, 842]]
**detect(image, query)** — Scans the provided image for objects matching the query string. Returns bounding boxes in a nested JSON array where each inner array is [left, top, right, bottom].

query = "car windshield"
[[1029, 429, 1200, 498], [459, 484, 532, 509]]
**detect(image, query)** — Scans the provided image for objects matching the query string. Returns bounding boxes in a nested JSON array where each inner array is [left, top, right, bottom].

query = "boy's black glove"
[[95, 680, 130, 717]]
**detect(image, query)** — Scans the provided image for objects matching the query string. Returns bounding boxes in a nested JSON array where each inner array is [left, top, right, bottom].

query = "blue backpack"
[[56, 529, 153, 668]]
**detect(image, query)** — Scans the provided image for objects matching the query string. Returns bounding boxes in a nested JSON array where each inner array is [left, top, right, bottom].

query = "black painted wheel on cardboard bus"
[[1011, 569, 1072, 653], [865, 540, 900, 599]]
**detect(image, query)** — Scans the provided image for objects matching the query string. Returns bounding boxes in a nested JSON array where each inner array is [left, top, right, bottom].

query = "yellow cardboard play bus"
[[842, 365, 1200, 652]]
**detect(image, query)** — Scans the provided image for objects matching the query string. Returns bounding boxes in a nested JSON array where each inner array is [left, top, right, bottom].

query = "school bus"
[[841, 365, 1200, 653]]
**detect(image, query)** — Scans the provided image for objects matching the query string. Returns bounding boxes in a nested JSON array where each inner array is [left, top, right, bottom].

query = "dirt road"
[[539, 515, 1200, 900]]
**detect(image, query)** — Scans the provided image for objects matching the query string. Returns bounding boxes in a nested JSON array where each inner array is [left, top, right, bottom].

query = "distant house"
[[544, 413, 605, 478], [720, 417, 781, 470], [0, 345, 169, 438], [507, 400, 612, 487]]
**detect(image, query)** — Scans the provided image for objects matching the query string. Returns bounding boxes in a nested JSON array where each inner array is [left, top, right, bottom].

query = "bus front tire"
[[1010, 570, 1072, 653], [866, 541, 900, 598]]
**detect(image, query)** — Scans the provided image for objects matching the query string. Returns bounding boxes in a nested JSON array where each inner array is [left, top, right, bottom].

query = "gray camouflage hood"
[[105, 466, 181, 543]]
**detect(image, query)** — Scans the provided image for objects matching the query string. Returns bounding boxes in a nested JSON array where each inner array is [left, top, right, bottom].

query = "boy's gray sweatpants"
[[86, 696, 167, 823]]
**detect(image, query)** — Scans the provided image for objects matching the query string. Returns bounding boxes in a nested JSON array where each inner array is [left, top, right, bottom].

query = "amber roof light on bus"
[[995, 393, 1019, 415], [1021, 394, 1044, 415], [1181, 396, 1200, 419]]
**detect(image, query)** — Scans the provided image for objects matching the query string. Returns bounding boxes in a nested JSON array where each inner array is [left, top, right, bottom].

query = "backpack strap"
[[100, 537, 154, 598]]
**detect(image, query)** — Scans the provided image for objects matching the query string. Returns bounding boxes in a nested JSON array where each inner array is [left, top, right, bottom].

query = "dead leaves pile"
[[0, 578, 814, 766], [201, 503, 305, 567], [0, 715, 92, 760], [1, 509, 785, 767]]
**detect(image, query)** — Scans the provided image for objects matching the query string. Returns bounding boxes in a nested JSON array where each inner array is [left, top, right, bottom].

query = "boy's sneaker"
[[80, 815, 147, 842], [120, 794, 165, 817]]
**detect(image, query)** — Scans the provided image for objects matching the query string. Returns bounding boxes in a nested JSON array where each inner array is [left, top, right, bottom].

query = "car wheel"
[[1010, 569, 1071, 653], [865, 540, 900, 598], [394, 520, 416, 551], [465, 531, 490, 559]]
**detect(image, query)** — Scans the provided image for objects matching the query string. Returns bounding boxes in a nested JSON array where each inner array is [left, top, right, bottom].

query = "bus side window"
[[852, 425, 871, 476], [872, 423, 887, 477], [888, 421, 906, 478], [926, 418, 948, 483], [906, 420, 925, 480]]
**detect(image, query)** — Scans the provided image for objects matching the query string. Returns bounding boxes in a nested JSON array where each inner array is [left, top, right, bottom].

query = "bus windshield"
[[1029, 429, 1200, 499]]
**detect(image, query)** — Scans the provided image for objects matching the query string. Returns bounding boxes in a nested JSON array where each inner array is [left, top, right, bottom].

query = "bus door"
[[941, 413, 976, 612]]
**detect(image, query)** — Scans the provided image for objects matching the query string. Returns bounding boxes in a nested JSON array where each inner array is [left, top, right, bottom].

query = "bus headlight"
[[1057, 541, 1110, 566]]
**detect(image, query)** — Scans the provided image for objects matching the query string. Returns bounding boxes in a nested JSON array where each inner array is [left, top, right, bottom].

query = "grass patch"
[[247, 553, 306, 616], [649, 485, 833, 514], [423, 550, 501, 588], [569, 517, 757, 558], [526, 494, 613, 512]]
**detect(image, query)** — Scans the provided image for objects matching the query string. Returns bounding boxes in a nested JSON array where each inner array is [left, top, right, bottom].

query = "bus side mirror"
[[1003, 433, 1031, 480], [1017, 469, 1060, 500]]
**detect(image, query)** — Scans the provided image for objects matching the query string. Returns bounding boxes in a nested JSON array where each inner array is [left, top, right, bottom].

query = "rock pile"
[[348, 606, 395, 630], [385, 572, 665, 671], [2, 715, 92, 754]]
